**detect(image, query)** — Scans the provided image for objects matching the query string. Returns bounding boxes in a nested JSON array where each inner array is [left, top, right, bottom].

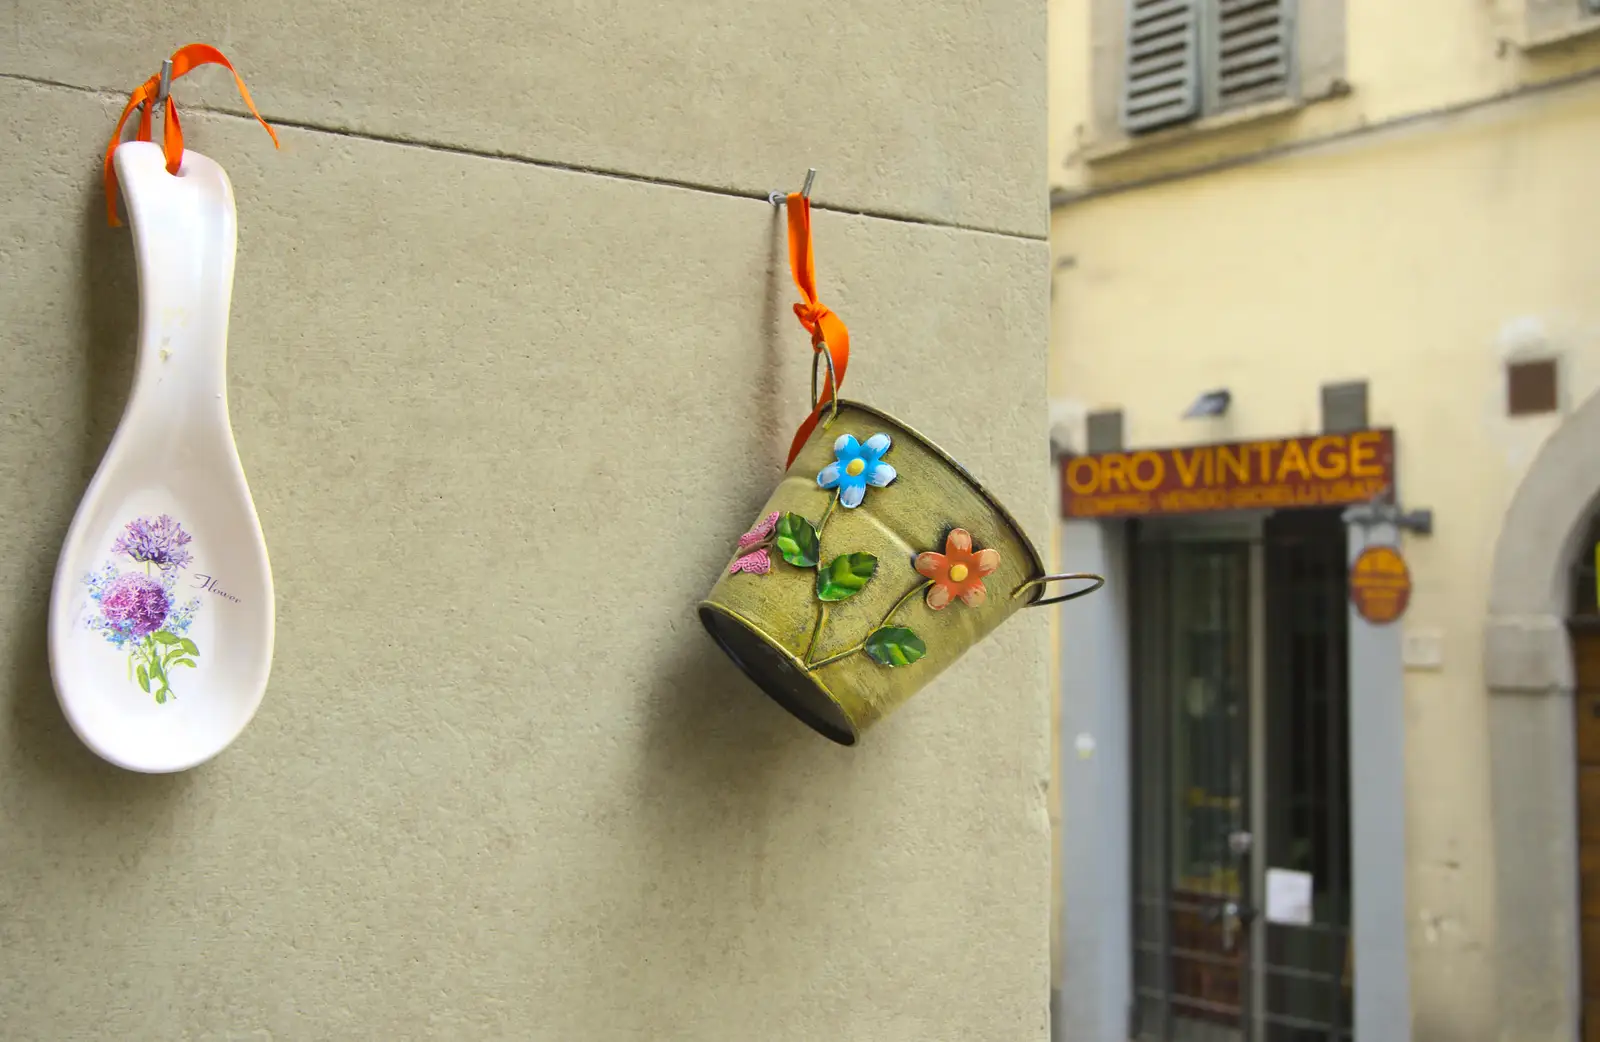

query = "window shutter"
[[1121, 0, 1201, 134], [1211, 0, 1292, 110]]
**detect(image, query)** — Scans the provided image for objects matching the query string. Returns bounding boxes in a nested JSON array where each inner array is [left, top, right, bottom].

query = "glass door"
[[1131, 532, 1256, 1042], [1259, 509, 1354, 1041], [1130, 510, 1355, 1042]]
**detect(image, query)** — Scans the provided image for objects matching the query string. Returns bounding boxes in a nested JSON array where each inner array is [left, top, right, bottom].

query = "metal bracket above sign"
[[1341, 485, 1433, 536]]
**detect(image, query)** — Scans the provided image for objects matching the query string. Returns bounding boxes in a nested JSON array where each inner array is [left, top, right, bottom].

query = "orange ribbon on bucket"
[[783, 194, 851, 469], [103, 43, 280, 227]]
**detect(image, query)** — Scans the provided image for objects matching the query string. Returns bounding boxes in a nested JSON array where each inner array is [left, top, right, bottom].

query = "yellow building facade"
[[1050, 2, 1600, 1040]]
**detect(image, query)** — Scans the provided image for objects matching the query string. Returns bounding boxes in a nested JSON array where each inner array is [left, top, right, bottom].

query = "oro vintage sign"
[[1349, 545, 1411, 625], [1060, 430, 1394, 520]]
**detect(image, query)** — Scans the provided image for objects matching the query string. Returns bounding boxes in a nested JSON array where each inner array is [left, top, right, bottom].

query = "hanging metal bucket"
[[699, 399, 1104, 745]]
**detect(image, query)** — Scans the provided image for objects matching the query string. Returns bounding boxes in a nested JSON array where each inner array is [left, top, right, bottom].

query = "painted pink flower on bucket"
[[729, 511, 780, 575], [83, 514, 203, 704]]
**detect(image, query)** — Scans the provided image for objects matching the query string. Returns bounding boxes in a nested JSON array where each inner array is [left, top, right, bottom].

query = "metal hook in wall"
[[146, 58, 174, 143], [768, 168, 818, 206], [156, 58, 173, 108]]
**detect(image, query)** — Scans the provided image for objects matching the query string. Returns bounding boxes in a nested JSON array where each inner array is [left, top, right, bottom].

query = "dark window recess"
[[1087, 409, 1126, 454], [1320, 381, 1368, 434], [1507, 358, 1559, 416], [1571, 514, 1600, 622]]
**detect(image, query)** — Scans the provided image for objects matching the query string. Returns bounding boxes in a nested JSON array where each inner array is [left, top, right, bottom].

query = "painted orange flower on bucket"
[[914, 528, 1000, 610]]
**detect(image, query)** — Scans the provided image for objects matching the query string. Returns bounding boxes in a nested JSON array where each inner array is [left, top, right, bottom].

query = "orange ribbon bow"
[[783, 194, 852, 469], [103, 43, 280, 227]]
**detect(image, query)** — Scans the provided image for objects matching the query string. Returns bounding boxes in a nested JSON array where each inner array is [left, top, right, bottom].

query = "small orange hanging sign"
[[1349, 544, 1412, 626]]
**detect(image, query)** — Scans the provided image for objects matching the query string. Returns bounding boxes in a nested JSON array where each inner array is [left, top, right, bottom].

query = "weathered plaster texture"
[[0, 5, 1050, 1034], [0, 1, 1046, 237]]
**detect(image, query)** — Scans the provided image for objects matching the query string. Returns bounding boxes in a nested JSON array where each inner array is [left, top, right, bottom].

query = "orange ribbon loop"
[[103, 43, 280, 227], [783, 194, 851, 469]]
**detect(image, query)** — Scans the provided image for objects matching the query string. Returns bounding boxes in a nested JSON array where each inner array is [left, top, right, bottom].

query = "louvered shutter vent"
[[1214, 0, 1290, 109], [1121, 0, 1200, 134]]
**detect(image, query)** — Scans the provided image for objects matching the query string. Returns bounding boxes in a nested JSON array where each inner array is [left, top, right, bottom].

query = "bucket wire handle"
[[809, 338, 841, 428], [1013, 573, 1106, 608], [781, 183, 851, 468]]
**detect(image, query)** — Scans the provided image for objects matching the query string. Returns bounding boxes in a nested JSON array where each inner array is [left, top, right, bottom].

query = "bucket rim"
[[821, 398, 1049, 601], [697, 601, 861, 745]]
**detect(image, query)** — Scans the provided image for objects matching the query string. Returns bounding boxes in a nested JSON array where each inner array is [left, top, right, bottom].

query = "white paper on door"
[[1264, 867, 1315, 926]]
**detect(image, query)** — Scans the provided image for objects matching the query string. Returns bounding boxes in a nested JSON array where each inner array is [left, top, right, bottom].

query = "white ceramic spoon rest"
[[48, 141, 275, 773]]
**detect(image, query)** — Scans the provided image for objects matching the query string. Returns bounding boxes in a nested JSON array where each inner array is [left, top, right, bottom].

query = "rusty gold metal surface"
[[698, 399, 1104, 745]]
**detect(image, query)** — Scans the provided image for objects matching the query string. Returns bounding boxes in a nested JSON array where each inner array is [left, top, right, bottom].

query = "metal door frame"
[[1247, 537, 1268, 1037], [1130, 511, 1266, 1042], [1054, 507, 1410, 1042], [1129, 509, 1355, 1042]]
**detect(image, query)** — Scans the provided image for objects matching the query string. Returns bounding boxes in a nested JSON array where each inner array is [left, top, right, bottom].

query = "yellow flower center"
[[845, 458, 866, 477], [948, 563, 970, 583]]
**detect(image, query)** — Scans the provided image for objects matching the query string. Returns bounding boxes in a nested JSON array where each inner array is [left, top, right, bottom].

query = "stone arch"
[[1486, 393, 1600, 686], [1485, 387, 1600, 1039]]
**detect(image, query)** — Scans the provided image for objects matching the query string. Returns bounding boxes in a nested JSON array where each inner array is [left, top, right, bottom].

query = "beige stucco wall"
[[0, 6, 1053, 1039], [1048, 66, 1600, 1038]]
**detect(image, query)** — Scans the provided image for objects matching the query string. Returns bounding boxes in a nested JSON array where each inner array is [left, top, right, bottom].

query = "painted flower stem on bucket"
[[796, 489, 845, 662], [802, 603, 830, 664], [725, 433, 1012, 677], [807, 580, 932, 670], [814, 492, 839, 540]]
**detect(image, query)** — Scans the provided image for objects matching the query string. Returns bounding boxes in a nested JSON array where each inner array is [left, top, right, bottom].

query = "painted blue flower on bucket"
[[817, 433, 897, 508]]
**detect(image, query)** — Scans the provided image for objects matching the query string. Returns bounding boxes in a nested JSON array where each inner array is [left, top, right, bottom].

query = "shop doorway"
[[1129, 509, 1354, 1041], [1568, 517, 1600, 1042]]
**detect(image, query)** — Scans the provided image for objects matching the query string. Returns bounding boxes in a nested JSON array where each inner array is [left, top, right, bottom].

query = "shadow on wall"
[[631, 200, 853, 855], [618, 633, 863, 1031], [3, 179, 198, 816], [614, 208, 865, 1022], [757, 204, 795, 463]]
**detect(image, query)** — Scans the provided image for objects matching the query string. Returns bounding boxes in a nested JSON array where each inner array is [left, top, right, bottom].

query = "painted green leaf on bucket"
[[774, 513, 820, 568], [816, 552, 877, 602], [864, 627, 927, 667]]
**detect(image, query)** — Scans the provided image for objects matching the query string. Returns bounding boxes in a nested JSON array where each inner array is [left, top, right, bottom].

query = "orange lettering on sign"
[[1253, 441, 1277, 481], [1217, 445, 1248, 484], [1060, 429, 1395, 520], [1065, 457, 1098, 494], [1349, 431, 1383, 478], [1101, 454, 1128, 492], [1349, 544, 1411, 625], [1174, 448, 1209, 488], [1276, 439, 1311, 482], [1128, 451, 1165, 492], [1308, 436, 1346, 480]]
